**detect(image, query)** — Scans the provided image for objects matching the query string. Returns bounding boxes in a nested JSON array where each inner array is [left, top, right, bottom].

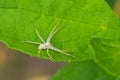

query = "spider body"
[[38, 42, 52, 49], [23, 20, 74, 60]]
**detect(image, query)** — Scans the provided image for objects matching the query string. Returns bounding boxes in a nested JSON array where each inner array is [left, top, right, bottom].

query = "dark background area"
[[0, 43, 65, 80], [0, 0, 120, 80]]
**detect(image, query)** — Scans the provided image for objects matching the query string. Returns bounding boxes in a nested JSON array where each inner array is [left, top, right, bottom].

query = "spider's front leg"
[[22, 41, 41, 45], [35, 28, 45, 43], [46, 20, 63, 42]]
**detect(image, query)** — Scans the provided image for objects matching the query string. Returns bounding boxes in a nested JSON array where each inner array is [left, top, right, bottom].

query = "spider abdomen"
[[38, 42, 52, 49]]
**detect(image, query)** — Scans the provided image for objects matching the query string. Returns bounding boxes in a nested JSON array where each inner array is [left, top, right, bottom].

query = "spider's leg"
[[47, 49, 55, 61], [35, 28, 45, 43], [47, 20, 62, 42], [47, 27, 62, 42], [38, 49, 41, 57], [50, 46, 75, 57], [22, 41, 41, 45]]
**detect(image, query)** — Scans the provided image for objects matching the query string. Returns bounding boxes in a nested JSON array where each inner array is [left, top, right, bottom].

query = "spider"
[[23, 20, 75, 60]]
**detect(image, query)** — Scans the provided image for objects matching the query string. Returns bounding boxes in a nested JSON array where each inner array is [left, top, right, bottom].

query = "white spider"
[[23, 21, 75, 60]]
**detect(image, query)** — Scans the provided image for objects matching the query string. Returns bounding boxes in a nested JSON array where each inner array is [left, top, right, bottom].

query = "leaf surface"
[[51, 60, 116, 80], [0, 0, 120, 61], [91, 38, 120, 76]]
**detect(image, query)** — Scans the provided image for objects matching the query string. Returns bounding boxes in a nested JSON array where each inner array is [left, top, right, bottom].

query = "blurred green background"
[[0, 0, 120, 80]]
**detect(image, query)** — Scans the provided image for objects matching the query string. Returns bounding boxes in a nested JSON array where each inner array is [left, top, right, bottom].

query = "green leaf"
[[51, 60, 116, 80], [0, 0, 120, 62], [116, 76, 120, 80], [91, 38, 120, 76]]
